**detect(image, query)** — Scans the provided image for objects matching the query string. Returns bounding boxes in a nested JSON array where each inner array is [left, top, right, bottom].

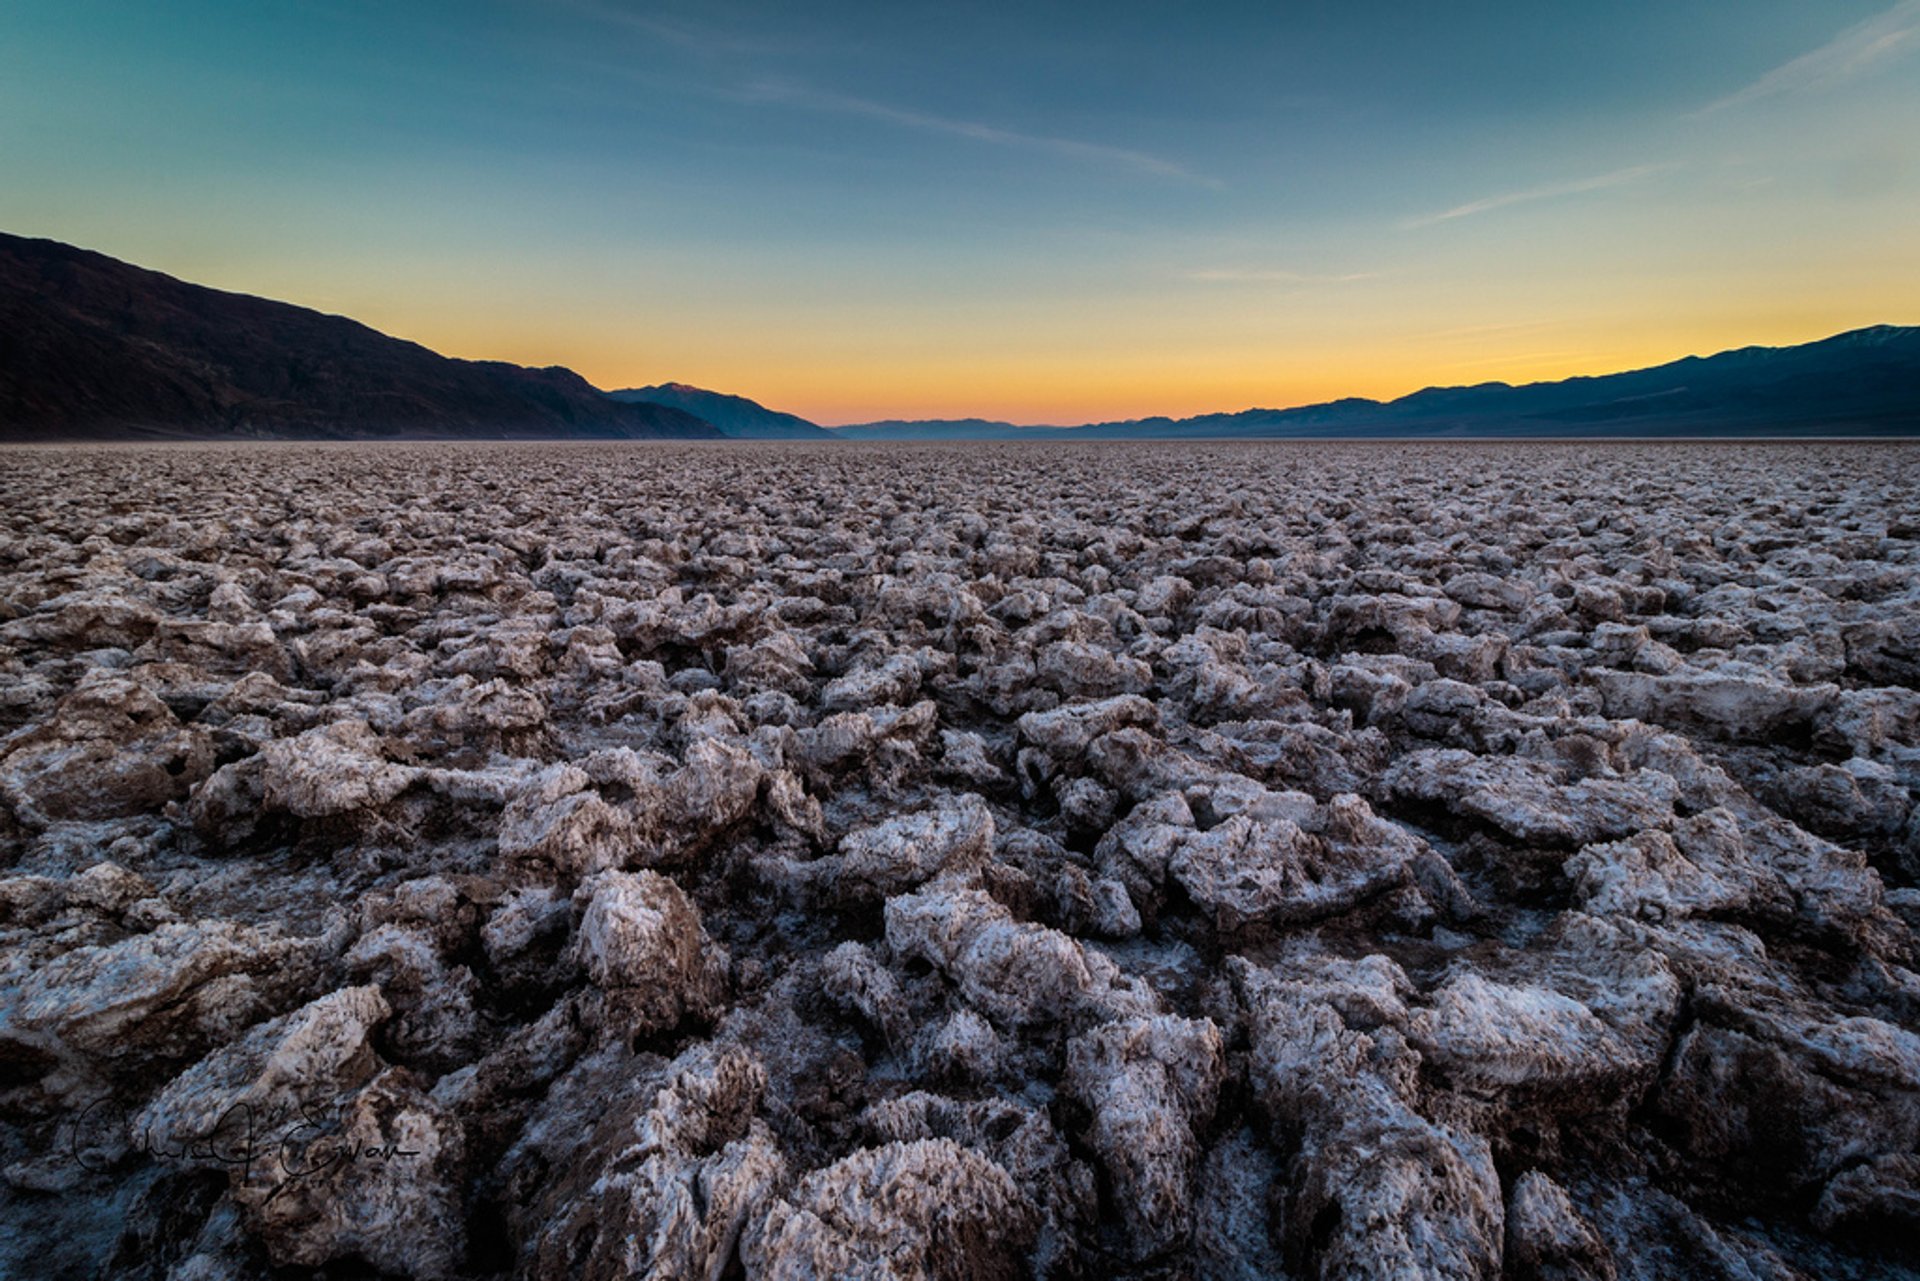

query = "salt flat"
[[1, 441, 1917, 1279]]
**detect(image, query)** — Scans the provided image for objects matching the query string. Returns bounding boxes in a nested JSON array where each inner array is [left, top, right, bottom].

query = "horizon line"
[[5, 229, 1910, 435], [663, 321, 1915, 430]]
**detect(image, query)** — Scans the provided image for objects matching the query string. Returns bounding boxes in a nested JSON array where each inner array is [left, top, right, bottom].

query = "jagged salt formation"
[[0, 440, 1917, 1280]]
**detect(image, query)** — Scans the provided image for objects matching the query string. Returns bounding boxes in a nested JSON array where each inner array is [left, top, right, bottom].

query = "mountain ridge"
[[0, 233, 722, 441], [2, 232, 1913, 442], [825, 324, 1920, 439], [607, 382, 834, 439]]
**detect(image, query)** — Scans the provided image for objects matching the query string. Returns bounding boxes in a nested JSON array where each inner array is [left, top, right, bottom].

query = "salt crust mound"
[[0, 440, 1917, 1279]]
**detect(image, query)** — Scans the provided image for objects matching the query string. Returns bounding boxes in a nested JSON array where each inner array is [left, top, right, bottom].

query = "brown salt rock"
[[137, 987, 469, 1280], [1192, 1127, 1288, 1279], [1385, 748, 1676, 848], [136, 618, 294, 682], [794, 700, 938, 783], [937, 728, 1011, 791], [247, 1067, 468, 1280], [1505, 1171, 1616, 1281], [910, 1006, 1005, 1084], [1063, 1014, 1226, 1261], [523, 1043, 786, 1281], [725, 628, 817, 695], [254, 719, 417, 819], [0, 678, 212, 823], [1611, 913, 1918, 1208], [1167, 792, 1429, 932], [134, 985, 391, 1159], [662, 735, 764, 849], [820, 940, 912, 1047], [1767, 757, 1911, 844], [821, 652, 924, 711], [495, 763, 642, 878], [1233, 951, 1505, 1281], [1093, 791, 1201, 915], [1613, 725, 1888, 934], [10, 917, 321, 1078], [1016, 693, 1159, 766], [571, 869, 729, 1038], [342, 923, 485, 1074], [743, 1138, 1037, 1281], [793, 793, 994, 904], [394, 676, 547, 756], [1035, 639, 1154, 699], [859, 1090, 1096, 1278], [1285, 1095, 1505, 1281], [1587, 666, 1838, 744], [884, 879, 1158, 1029], [0, 591, 161, 650], [1408, 913, 1682, 1110], [1812, 1151, 1920, 1235]]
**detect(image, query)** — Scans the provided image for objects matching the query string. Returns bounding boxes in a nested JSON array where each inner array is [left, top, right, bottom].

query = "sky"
[[2, 1, 1917, 425]]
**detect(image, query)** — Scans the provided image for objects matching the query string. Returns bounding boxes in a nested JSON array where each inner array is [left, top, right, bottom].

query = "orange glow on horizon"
[[104, 207, 1915, 431], [7, 0, 1918, 435], [417, 308, 1907, 428]]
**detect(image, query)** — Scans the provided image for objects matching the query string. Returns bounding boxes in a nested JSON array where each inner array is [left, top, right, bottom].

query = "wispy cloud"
[[1184, 268, 1379, 284], [1700, 0, 1920, 114], [551, 2, 1216, 187], [1403, 163, 1678, 229], [743, 81, 1222, 188], [560, 0, 817, 59]]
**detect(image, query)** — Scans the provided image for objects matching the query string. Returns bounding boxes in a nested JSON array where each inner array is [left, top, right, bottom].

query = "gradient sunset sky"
[[4, 1, 1917, 424]]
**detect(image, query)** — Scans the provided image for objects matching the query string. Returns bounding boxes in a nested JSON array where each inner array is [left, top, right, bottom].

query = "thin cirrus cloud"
[[740, 80, 1223, 189], [1402, 163, 1679, 229], [560, 0, 817, 59], [1699, 0, 1920, 114]]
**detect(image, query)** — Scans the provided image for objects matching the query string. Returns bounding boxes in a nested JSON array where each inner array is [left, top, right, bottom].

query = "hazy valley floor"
[[1, 440, 1918, 1279]]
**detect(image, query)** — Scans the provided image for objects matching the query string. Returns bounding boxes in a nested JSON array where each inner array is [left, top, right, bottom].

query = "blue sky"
[[3, 1, 1916, 421]]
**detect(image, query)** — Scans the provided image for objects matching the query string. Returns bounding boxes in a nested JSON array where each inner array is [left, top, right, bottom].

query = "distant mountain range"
[[821, 326, 1920, 439], [0, 233, 720, 441], [619, 326, 1920, 439], [2, 232, 1914, 442], [608, 382, 835, 439]]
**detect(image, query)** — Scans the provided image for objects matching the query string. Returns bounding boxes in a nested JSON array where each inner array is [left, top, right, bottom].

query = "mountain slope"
[[827, 327, 1920, 439], [609, 382, 834, 439], [5, 231, 1911, 443], [0, 233, 722, 441]]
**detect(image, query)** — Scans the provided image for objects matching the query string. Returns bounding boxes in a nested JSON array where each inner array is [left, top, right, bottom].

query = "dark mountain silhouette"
[[0, 233, 721, 441], [827, 327, 1920, 439], [3, 232, 1912, 442], [609, 382, 835, 439]]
